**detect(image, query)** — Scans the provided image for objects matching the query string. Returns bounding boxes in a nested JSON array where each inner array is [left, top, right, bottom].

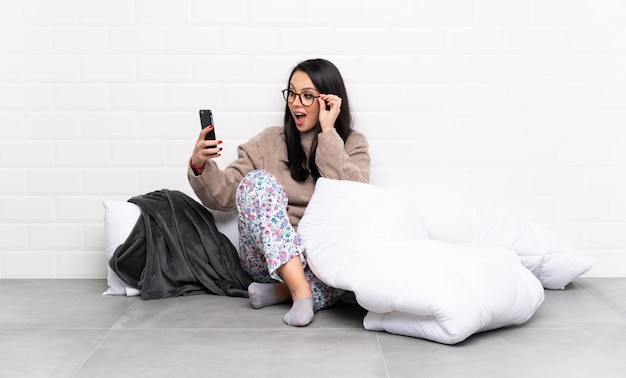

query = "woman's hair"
[[283, 58, 353, 182]]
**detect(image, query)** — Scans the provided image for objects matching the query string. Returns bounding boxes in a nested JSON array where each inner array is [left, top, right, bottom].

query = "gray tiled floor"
[[1, 278, 625, 378]]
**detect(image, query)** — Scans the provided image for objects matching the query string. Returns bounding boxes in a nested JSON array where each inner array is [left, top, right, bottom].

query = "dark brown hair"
[[283, 58, 353, 182]]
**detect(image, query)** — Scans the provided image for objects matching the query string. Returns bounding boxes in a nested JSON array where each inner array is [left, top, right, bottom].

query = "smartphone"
[[199, 109, 216, 141]]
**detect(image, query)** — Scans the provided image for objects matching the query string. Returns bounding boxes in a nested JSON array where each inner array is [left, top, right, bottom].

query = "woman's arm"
[[315, 129, 370, 183], [188, 144, 262, 211]]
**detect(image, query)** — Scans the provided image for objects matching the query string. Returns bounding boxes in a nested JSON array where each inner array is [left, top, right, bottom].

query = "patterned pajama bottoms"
[[235, 170, 344, 310]]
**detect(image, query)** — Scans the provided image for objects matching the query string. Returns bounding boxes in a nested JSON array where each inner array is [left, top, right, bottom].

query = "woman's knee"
[[236, 170, 286, 210], [240, 170, 279, 189]]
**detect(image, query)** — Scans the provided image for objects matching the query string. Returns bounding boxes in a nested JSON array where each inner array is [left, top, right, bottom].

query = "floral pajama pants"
[[235, 170, 344, 311]]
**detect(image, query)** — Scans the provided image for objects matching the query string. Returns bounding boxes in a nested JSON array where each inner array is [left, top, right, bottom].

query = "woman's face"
[[287, 70, 320, 133]]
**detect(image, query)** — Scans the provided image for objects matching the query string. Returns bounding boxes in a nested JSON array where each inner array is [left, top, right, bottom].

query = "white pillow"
[[210, 209, 240, 253], [399, 184, 594, 289], [299, 179, 429, 285], [298, 178, 428, 288], [301, 180, 592, 290], [298, 179, 545, 344], [102, 200, 142, 296], [101, 199, 240, 296]]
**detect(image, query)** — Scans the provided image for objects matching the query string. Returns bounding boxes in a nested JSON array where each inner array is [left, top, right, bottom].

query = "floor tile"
[[379, 325, 626, 378], [0, 280, 135, 329], [113, 293, 367, 330], [74, 328, 386, 378], [0, 329, 107, 378], [576, 277, 626, 315], [525, 279, 626, 328], [2, 278, 625, 378]]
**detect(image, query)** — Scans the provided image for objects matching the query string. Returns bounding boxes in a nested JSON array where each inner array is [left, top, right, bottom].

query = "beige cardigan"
[[188, 126, 370, 227]]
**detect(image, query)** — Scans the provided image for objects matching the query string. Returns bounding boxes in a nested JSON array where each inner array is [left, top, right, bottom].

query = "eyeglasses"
[[282, 89, 319, 107]]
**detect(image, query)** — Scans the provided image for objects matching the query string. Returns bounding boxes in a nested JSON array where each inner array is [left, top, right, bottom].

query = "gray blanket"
[[109, 189, 252, 300]]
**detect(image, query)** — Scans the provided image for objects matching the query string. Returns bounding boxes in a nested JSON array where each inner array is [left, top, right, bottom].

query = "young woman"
[[188, 58, 370, 327]]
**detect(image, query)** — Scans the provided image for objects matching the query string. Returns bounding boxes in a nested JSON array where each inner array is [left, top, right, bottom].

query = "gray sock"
[[283, 298, 315, 327], [248, 282, 282, 309]]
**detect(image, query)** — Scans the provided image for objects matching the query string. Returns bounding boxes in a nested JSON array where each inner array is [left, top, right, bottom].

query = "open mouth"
[[293, 112, 306, 125]]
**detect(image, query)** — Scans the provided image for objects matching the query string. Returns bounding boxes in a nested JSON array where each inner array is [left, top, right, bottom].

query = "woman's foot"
[[248, 282, 289, 308], [283, 298, 315, 327], [248, 282, 286, 309]]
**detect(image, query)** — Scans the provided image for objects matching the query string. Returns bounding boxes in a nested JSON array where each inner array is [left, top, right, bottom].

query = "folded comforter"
[[298, 179, 593, 344]]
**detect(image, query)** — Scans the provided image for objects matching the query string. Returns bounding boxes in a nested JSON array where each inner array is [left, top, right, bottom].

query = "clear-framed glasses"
[[282, 89, 319, 107]]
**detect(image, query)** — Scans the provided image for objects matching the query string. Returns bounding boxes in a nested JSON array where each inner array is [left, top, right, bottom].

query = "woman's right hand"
[[190, 125, 222, 170]]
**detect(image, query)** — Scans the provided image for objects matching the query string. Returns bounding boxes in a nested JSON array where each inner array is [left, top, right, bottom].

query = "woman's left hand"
[[318, 94, 342, 132]]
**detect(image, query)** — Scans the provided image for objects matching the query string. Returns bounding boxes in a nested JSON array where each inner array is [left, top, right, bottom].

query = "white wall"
[[1, 0, 625, 278]]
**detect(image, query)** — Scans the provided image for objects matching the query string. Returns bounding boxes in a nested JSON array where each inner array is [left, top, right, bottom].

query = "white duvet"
[[297, 179, 593, 344]]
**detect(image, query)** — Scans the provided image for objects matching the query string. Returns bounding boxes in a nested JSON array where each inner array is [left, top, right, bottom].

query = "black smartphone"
[[199, 109, 216, 141]]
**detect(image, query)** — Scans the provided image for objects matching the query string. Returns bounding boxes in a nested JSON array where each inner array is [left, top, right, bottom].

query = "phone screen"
[[199, 109, 216, 140]]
